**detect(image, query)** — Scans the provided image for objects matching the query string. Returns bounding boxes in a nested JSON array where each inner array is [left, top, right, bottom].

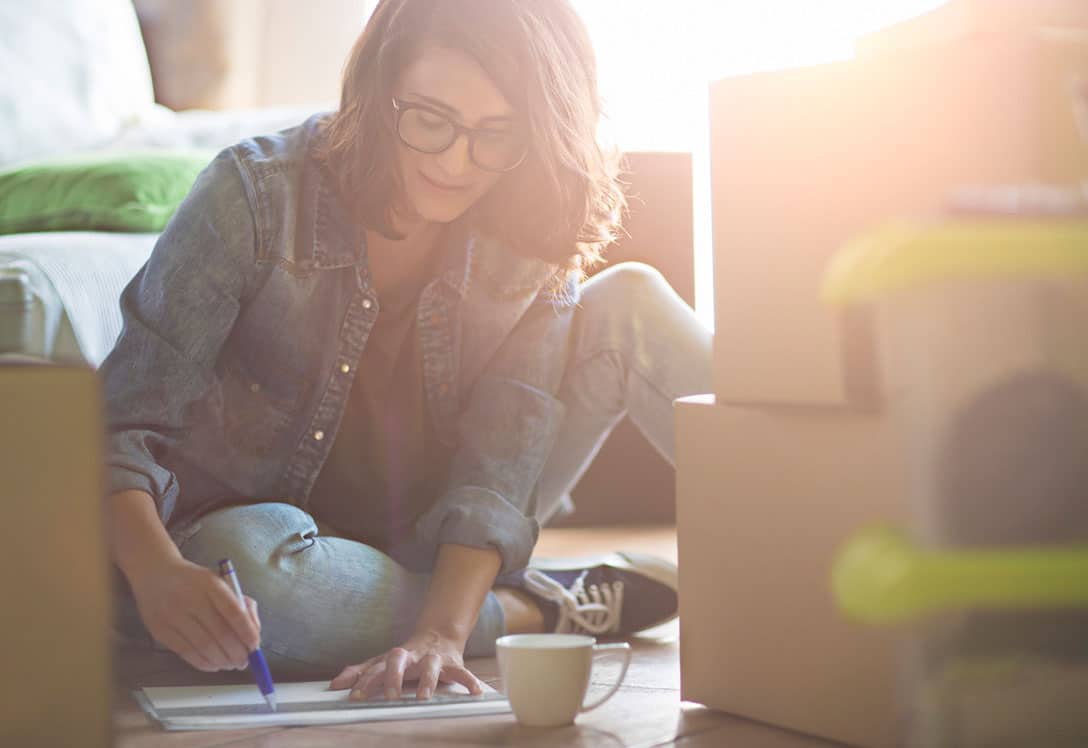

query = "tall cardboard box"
[[710, 21, 1088, 407], [675, 395, 908, 748], [1, 364, 113, 747]]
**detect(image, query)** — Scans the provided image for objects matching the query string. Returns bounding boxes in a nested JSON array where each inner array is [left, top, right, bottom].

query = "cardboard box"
[[710, 27, 1088, 407], [1, 364, 112, 746], [675, 395, 908, 747], [857, 0, 1088, 56]]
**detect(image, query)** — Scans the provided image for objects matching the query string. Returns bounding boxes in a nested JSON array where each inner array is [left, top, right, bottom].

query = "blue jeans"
[[116, 262, 712, 677]]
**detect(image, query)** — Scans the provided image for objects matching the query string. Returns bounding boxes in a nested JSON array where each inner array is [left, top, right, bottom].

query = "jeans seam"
[[569, 346, 677, 406]]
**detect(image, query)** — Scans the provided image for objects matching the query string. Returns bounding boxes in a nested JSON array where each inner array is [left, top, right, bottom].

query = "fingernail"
[[419, 688, 431, 700], [385, 688, 397, 700], [350, 689, 362, 700]]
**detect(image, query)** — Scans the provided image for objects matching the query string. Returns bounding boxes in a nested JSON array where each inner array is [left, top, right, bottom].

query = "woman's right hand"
[[128, 557, 262, 672]]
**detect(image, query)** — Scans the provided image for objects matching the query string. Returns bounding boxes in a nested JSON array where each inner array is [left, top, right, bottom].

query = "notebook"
[[135, 680, 511, 730]]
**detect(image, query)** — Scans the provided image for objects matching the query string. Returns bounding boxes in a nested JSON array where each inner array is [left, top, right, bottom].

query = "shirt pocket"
[[216, 353, 298, 457]]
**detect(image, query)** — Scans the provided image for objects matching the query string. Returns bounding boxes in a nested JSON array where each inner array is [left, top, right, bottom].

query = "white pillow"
[[0, 0, 155, 167]]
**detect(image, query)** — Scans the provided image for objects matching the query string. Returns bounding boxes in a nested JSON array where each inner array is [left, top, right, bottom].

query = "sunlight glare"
[[574, 0, 950, 329]]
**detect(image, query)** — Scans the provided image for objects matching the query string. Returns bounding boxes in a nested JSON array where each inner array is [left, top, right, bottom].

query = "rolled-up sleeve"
[[99, 148, 258, 523], [416, 276, 579, 575]]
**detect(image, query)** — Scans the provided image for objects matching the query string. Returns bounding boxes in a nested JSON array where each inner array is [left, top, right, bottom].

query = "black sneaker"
[[518, 552, 678, 636]]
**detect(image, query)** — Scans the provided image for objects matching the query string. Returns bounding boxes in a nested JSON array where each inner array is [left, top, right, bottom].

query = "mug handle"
[[580, 642, 632, 713]]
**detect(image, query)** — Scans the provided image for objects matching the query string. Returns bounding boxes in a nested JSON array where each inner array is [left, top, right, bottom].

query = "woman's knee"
[[592, 261, 669, 300], [179, 502, 317, 576], [579, 261, 673, 338], [588, 261, 672, 312]]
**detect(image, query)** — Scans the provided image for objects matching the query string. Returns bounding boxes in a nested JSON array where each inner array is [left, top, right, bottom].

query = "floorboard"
[[115, 526, 838, 747]]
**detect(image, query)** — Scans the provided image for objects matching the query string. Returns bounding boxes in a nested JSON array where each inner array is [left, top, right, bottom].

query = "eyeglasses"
[[392, 98, 528, 173]]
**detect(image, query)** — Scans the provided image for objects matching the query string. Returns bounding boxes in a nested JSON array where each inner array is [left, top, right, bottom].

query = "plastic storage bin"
[[826, 218, 1088, 746], [0, 267, 45, 357]]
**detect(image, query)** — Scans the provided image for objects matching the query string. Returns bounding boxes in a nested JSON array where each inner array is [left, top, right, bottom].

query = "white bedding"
[[0, 0, 324, 170], [0, 232, 157, 367], [0, 0, 154, 168], [106, 105, 325, 154]]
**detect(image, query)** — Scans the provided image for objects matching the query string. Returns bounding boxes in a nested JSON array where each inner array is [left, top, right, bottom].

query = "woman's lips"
[[420, 171, 470, 192]]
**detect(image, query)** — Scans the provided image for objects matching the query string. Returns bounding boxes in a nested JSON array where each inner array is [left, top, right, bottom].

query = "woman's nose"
[[435, 133, 472, 178]]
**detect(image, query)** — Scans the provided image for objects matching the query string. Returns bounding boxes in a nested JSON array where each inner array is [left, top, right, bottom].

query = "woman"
[[104, 0, 711, 701]]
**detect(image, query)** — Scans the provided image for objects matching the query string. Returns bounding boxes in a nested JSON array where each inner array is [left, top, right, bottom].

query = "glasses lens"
[[398, 107, 455, 153], [471, 130, 527, 172]]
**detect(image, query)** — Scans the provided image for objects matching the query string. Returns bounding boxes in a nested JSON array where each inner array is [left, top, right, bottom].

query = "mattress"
[[0, 231, 157, 367]]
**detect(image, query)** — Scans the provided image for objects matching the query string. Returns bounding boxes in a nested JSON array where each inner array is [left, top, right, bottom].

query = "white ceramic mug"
[[495, 633, 632, 727]]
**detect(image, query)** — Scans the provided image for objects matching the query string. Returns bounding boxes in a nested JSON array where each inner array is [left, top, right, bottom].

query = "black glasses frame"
[[392, 98, 528, 173]]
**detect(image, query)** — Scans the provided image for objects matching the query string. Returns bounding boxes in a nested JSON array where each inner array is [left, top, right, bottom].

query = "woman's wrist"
[[411, 543, 503, 650], [108, 489, 185, 588], [411, 618, 472, 649]]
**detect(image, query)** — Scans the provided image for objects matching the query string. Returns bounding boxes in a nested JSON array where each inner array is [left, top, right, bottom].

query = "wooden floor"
[[114, 526, 840, 747]]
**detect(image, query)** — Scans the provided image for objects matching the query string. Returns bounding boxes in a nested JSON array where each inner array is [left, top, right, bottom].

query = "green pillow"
[[0, 150, 215, 235]]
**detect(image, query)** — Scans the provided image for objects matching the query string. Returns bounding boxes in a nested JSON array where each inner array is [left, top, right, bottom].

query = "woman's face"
[[391, 45, 518, 226]]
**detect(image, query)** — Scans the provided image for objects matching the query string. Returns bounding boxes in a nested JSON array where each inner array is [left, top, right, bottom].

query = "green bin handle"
[[833, 526, 1088, 624], [822, 221, 1088, 306]]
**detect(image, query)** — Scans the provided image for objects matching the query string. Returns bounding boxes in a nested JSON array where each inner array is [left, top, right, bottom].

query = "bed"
[[0, 0, 321, 367]]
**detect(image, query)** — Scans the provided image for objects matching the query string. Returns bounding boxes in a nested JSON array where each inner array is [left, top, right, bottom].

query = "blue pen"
[[218, 559, 277, 711]]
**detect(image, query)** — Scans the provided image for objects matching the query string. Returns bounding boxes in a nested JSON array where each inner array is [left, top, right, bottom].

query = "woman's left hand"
[[330, 630, 487, 701]]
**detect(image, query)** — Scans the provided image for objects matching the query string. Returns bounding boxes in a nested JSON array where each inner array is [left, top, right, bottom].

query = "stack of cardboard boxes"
[[675, 2, 1088, 745]]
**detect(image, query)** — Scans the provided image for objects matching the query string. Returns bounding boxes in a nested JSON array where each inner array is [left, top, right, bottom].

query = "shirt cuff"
[[416, 485, 540, 576], [106, 460, 178, 521]]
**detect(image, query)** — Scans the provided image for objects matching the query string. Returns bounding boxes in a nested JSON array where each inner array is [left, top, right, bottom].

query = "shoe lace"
[[522, 569, 625, 635]]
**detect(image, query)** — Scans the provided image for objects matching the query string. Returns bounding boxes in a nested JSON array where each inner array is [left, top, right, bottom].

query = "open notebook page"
[[135, 679, 510, 730]]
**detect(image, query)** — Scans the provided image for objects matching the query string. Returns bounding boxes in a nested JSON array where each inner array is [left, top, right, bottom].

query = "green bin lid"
[[823, 220, 1088, 306]]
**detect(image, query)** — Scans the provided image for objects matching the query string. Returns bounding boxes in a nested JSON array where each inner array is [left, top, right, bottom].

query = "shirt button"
[[339, 363, 351, 374], [313, 430, 325, 441], [362, 298, 374, 310], [249, 382, 261, 393]]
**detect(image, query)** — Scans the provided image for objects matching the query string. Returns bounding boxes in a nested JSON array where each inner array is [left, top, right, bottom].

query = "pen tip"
[[266, 693, 278, 712]]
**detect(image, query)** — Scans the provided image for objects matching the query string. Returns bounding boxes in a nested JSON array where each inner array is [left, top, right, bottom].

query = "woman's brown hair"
[[317, 0, 625, 281]]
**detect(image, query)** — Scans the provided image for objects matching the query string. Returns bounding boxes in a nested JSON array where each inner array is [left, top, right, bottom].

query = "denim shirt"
[[100, 114, 579, 575]]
